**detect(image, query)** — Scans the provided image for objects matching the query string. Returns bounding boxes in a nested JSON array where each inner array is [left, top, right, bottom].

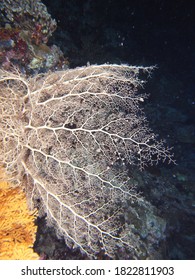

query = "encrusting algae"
[[0, 169, 38, 260]]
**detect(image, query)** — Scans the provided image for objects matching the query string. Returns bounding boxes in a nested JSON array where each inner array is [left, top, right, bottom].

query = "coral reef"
[[0, 65, 174, 259], [0, 27, 29, 69], [0, 0, 56, 44], [0, 169, 38, 260], [0, 0, 68, 72]]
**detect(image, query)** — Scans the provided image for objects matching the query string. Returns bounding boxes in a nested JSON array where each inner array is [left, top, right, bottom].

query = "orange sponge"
[[0, 171, 38, 260]]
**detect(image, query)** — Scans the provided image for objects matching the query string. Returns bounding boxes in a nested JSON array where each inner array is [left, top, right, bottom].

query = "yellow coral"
[[0, 170, 38, 260]]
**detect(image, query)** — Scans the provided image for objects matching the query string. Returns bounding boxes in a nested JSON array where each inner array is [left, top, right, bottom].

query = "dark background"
[[43, 0, 195, 126]]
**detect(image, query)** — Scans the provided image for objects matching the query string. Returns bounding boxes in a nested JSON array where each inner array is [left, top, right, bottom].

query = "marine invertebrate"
[[0, 169, 38, 260], [0, 65, 174, 259]]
